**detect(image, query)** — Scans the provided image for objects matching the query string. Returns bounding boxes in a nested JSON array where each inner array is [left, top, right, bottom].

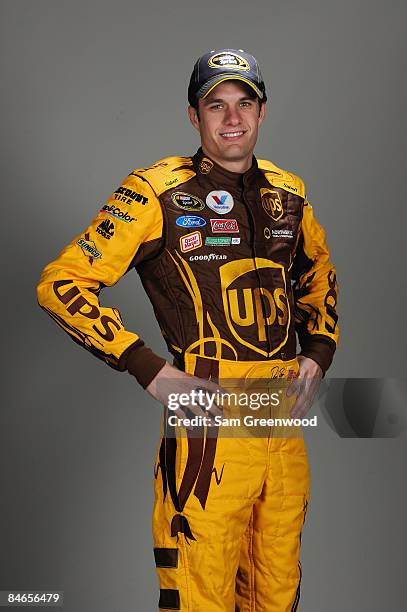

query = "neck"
[[201, 146, 253, 174]]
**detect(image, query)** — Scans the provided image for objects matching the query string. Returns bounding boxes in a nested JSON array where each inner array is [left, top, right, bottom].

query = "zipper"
[[241, 180, 273, 357]]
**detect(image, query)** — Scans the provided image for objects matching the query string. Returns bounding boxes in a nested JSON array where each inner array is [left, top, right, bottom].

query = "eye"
[[240, 101, 252, 108], [209, 103, 224, 110]]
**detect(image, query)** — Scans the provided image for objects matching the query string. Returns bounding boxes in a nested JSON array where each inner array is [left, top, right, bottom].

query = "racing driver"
[[37, 48, 339, 611]]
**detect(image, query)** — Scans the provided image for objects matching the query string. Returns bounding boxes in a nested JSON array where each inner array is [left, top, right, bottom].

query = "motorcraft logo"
[[171, 192, 205, 212], [260, 188, 284, 222], [210, 218, 239, 233], [180, 231, 202, 252], [219, 258, 290, 356], [77, 233, 102, 265], [208, 52, 250, 71], [100, 204, 136, 223], [176, 215, 206, 229], [206, 190, 234, 214], [96, 219, 114, 239]]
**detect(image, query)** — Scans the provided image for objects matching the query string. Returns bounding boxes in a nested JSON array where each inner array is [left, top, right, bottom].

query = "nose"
[[224, 105, 242, 126]]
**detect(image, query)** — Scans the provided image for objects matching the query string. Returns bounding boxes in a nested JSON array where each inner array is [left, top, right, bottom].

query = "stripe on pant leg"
[[291, 561, 302, 611], [159, 588, 180, 610], [154, 548, 178, 569]]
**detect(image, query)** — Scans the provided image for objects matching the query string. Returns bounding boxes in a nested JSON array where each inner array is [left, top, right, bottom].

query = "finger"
[[290, 386, 314, 418], [188, 403, 209, 418], [174, 407, 193, 430], [286, 377, 303, 398]]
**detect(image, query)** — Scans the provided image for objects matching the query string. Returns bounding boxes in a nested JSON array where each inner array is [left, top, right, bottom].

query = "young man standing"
[[37, 49, 339, 611]]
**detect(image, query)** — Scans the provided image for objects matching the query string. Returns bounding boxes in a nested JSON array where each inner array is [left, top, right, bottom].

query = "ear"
[[258, 101, 267, 126], [188, 105, 200, 131]]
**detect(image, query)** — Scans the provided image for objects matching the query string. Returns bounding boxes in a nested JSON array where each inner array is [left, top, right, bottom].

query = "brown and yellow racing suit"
[[37, 147, 339, 611]]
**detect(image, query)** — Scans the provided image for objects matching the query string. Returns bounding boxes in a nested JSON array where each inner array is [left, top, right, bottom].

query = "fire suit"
[[37, 147, 339, 611]]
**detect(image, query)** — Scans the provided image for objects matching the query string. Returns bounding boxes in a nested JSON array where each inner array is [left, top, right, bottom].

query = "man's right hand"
[[146, 362, 223, 423]]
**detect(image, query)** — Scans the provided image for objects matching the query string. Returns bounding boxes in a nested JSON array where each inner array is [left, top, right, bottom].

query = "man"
[[37, 48, 339, 611]]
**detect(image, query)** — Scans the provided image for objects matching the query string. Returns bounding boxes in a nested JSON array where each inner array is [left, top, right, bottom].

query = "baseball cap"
[[188, 48, 267, 107]]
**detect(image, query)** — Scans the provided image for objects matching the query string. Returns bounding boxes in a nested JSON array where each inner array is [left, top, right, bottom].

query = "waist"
[[174, 353, 299, 381]]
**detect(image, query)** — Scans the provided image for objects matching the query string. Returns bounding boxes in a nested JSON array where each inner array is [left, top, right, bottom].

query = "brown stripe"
[[163, 408, 181, 512], [194, 431, 219, 510], [192, 357, 220, 509], [194, 355, 214, 379], [154, 548, 178, 569], [159, 588, 180, 610], [157, 437, 168, 500], [291, 562, 302, 611], [177, 433, 204, 511]]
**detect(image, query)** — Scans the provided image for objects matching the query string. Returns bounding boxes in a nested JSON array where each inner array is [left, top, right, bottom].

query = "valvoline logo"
[[176, 215, 207, 228]]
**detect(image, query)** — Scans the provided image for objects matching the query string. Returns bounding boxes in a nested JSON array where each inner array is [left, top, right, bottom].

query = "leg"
[[152, 435, 265, 611], [235, 438, 310, 612]]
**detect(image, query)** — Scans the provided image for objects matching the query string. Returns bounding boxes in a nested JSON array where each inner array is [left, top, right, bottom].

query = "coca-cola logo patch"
[[210, 218, 239, 233]]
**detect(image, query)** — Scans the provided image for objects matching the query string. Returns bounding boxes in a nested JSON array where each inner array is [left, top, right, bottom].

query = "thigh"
[[152, 435, 264, 611]]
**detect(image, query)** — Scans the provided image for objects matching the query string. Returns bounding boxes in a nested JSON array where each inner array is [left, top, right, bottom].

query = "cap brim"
[[198, 74, 263, 100]]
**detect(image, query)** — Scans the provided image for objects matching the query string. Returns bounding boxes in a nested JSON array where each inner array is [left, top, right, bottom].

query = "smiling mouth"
[[220, 130, 245, 139]]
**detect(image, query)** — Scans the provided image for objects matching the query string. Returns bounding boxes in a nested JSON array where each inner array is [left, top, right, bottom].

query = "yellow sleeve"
[[292, 200, 339, 373], [36, 172, 166, 387]]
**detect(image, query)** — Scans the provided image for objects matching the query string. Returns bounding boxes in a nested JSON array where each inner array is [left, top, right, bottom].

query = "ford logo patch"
[[176, 215, 207, 228]]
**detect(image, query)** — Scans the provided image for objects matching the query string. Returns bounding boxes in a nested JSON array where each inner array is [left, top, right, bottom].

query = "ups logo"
[[260, 188, 284, 222], [220, 258, 290, 357]]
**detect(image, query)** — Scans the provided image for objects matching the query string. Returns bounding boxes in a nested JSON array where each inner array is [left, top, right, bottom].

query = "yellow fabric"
[[153, 356, 310, 611], [36, 173, 163, 367]]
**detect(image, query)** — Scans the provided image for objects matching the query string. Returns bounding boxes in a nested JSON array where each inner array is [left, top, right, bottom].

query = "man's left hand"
[[287, 356, 323, 418]]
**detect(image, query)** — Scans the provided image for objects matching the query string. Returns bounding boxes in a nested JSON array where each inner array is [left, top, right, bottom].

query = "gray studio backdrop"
[[1, 0, 406, 610]]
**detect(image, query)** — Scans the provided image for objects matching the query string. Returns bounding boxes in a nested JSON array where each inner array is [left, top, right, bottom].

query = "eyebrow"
[[202, 96, 253, 105]]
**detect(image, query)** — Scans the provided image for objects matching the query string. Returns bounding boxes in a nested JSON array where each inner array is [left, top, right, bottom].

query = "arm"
[[288, 199, 339, 417], [36, 172, 167, 388], [292, 199, 339, 374]]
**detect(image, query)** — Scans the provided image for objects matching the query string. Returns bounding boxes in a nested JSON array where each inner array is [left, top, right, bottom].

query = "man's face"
[[188, 80, 266, 167]]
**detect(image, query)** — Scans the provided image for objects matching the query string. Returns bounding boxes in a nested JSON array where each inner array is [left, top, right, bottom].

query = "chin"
[[219, 148, 249, 160]]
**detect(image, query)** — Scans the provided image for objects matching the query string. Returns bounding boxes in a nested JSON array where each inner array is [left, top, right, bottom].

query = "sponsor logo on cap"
[[176, 215, 206, 229], [77, 233, 102, 265], [206, 190, 234, 214], [208, 52, 250, 71], [231, 237, 241, 244], [210, 218, 239, 233], [172, 192, 205, 211], [180, 231, 202, 252], [260, 189, 284, 222], [199, 158, 214, 174]]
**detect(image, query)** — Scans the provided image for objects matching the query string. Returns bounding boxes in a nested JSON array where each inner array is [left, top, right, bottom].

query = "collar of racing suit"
[[192, 146, 259, 190]]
